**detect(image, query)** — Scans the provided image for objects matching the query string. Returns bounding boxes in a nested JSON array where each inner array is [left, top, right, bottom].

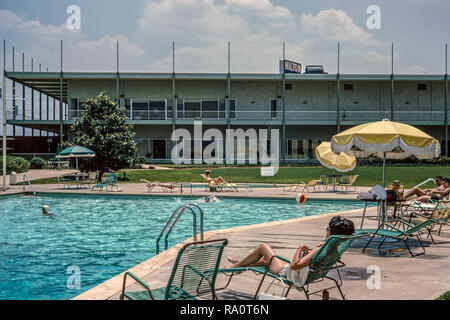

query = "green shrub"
[[30, 157, 48, 169], [0, 156, 30, 174]]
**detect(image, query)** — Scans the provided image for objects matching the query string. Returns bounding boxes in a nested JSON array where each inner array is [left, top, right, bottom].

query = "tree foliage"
[[68, 92, 137, 177]]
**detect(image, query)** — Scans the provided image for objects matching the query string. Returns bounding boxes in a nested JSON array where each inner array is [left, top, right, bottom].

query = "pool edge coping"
[[71, 206, 376, 300]]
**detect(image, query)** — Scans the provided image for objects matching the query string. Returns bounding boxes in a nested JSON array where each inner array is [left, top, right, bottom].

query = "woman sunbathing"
[[204, 170, 225, 184], [414, 178, 450, 203], [403, 176, 444, 200], [225, 216, 355, 287]]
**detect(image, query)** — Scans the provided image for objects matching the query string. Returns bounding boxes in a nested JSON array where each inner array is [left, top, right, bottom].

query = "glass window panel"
[[230, 100, 236, 119], [167, 99, 173, 119], [177, 99, 184, 119], [132, 100, 149, 120], [184, 100, 201, 118], [219, 99, 225, 119], [149, 100, 165, 120], [202, 100, 218, 119]]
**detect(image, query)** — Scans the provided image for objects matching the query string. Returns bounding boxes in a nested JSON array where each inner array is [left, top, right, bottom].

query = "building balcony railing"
[[7, 109, 450, 123]]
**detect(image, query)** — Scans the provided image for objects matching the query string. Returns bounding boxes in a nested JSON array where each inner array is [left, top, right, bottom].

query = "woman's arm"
[[290, 243, 323, 270]]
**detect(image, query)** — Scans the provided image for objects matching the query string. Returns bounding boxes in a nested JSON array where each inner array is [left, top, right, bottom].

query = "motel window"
[[132, 100, 149, 120], [417, 83, 427, 91], [149, 100, 165, 120], [202, 100, 219, 119], [230, 100, 236, 119], [271, 100, 278, 118], [184, 100, 201, 118], [344, 83, 353, 91], [177, 99, 184, 119], [125, 99, 131, 119], [219, 99, 226, 118], [167, 99, 173, 119]]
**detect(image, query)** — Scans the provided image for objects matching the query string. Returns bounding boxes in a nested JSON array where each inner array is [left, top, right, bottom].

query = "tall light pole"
[[2, 39, 7, 191]]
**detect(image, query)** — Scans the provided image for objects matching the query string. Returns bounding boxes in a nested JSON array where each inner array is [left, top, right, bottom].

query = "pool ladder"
[[156, 204, 204, 254], [23, 174, 36, 196]]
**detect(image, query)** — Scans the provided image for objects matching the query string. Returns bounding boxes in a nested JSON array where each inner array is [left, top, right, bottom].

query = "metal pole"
[[281, 42, 286, 164], [337, 43, 340, 133], [12, 46, 15, 137], [3, 39, 7, 190], [445, 43, 448, 157], [382, 152, 386, 188], [116, 40, 119, 100], [31, 58, 34, 136], [391, 43, 394, 120], [59, 40, 63, 149], [172, 41, 176, 131], [39, 63, 42, 136]]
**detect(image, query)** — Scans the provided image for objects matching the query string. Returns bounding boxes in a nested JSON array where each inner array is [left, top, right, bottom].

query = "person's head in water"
[[327, 216, 354, 236], [205, 197, 211, 203], [42, 205, 51, 215]]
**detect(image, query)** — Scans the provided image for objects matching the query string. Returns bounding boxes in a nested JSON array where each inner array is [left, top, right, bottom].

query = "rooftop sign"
[[279, 60, 302, 74]]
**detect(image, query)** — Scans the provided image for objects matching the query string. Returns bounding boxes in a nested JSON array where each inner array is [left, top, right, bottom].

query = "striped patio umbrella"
[[56, 146, 95, 171]]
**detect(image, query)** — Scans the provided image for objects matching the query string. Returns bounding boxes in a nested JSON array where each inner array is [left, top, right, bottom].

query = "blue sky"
[[1, 0, 450, 74]]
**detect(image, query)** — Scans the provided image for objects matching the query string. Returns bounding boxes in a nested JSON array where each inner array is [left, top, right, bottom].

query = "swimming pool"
[[0, 193, 368, 300]]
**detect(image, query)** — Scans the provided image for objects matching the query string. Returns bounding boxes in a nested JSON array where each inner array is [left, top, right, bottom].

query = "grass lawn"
[[437, 291, 450, 300], [28, 166, 449, 188]]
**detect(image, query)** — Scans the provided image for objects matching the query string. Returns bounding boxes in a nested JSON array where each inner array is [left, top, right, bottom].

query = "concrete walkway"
[[73, 205, 450, 300]]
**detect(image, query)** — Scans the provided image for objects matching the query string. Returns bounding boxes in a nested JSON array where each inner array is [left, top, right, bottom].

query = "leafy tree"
[[67, 92, 137, 179]]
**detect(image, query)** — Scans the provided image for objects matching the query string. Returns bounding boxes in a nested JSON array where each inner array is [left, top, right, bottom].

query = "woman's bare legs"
[[404, 187, 426, 199], [226, 243, 286, 274]]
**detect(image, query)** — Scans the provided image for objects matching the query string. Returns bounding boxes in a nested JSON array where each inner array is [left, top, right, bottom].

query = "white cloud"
[[301, 9, 381, 46]]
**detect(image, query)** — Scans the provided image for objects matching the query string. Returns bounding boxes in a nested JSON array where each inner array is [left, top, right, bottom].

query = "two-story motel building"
[[4, 65, 449, 163]]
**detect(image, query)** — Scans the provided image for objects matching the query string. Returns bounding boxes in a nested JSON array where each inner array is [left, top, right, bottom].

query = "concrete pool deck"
[[2, 182, 449, 300]]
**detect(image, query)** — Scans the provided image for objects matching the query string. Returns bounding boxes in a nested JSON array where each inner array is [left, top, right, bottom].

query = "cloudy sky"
[[1, 0, 450, 75]]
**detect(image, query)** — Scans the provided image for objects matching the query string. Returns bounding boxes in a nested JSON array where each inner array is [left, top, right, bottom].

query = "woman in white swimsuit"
[[225, 216, 355, 287]]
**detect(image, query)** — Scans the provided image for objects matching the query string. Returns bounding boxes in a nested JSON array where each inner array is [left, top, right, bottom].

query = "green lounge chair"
[[91, 173, 118, 191], [120, 239, 228, 300], [217, 234, 362, 300], [358, 218, 438, 257]]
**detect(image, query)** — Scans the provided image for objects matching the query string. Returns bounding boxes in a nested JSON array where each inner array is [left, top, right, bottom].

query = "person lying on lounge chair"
[[403, 176, 444, 200], [225, 216, 355, 287], [203, 170, 226, 184], [414, 178, 450, 203]]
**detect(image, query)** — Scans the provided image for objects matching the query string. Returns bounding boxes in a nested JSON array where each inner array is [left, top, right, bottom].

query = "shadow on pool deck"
[[73, 207, 450, 300]]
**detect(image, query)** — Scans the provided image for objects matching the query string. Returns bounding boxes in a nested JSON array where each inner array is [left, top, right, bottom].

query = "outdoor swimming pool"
[[0, 193, 369, 300]]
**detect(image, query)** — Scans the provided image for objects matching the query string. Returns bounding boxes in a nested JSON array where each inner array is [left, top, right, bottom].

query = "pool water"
[[0, 193, 368, 300]]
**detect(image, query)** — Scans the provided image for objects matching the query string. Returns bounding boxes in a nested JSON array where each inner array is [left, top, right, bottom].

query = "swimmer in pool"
[[42, 205, 52, 216], [200, 196, 220, 203]]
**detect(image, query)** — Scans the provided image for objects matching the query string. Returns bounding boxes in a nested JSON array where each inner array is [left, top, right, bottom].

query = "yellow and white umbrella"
[[331, 119, 440, 187], [315, 141, 356, 172]]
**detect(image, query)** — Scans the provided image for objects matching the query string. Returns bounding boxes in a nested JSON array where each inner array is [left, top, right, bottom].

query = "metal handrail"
[[156, 203, 204, 254], [23, 174, 36, 196], [405, 177, 436, 193]]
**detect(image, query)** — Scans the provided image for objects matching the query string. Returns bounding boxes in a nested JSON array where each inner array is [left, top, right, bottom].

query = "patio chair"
[[140, 179, 178, 193], [283, 180, 322, 193], [120, 239, 228, 300], [91, 173, 118, 191], [80, 171, 98, 188], [57, 175, 74, 188], [216, 235, 362, 300], [359, 218, 438, 257], [408, 200, 450, 242], [336, 175, 359, 192]]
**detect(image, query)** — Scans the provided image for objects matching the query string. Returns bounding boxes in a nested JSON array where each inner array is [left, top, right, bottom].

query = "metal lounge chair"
[[91, 174, 117, 191], [408, 200, 450, 243], [120, 239, 228, 300], [358, 218, 438, 257], [217, 235, 362, 300], [336, 175, 359, 192], [283, 179, 322, 193], [201, 174, 237, 192]]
